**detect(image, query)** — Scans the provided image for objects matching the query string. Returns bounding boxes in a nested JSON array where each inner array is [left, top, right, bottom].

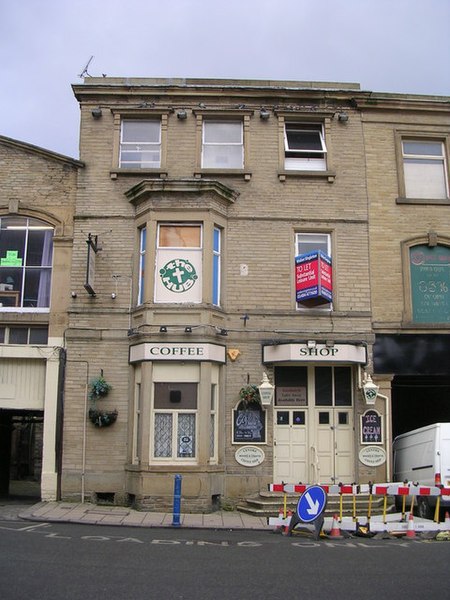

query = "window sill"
[[110, 168, 168, 180], [396, 197, 450, 205], [278, 170, 336, 182], [194, 169, 252, 181]]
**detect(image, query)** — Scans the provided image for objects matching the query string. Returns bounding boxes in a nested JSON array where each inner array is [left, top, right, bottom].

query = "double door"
[[273, 365, 354, 484]]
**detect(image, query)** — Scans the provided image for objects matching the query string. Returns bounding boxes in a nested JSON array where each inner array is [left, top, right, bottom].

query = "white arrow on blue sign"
[[296, 485, 327, 523]]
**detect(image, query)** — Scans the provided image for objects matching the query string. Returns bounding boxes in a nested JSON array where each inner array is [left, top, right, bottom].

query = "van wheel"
[[417, 497, 432, 520]]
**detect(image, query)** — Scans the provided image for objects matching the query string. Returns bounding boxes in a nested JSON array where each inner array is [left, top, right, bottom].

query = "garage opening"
[[0, 409, 43, 499], [391, 375, 450, 439]]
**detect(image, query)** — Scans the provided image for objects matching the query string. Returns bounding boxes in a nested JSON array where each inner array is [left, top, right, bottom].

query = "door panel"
[[274, 410, 307, 483]]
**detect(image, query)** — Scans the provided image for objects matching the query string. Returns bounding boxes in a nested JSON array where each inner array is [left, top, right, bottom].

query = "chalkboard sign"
[[360, 410, 383, 444], [410, 245, 450, 323], [233, 407, 266, 443]]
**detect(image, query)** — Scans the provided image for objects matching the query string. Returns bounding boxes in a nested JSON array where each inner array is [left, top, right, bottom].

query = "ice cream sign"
[[295, 250, 332, 307]]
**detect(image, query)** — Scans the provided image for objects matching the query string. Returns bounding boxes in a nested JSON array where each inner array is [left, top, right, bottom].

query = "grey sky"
[[1, 0, 449, 158]]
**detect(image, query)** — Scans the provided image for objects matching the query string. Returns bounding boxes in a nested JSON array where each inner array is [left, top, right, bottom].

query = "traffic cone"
[[406, 512, 416, 538], [273, 507, 284, 533], [445, 511, 450, 530], [282, 509, 292, 536], [329, 514, 343, 538]]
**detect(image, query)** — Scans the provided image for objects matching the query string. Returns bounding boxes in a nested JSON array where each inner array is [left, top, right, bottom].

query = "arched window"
[[0, 216, 54, 310]]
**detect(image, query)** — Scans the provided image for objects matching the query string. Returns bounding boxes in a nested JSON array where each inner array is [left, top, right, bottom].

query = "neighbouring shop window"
[[0, 326, 48, 344], [120, 119, 161, 168], [154, 223, 202, 303], [409, 244, 450, 324], [202, 121, 244, 169], [275, 366, 308, 406], [138, 226, 146, 305], [0, 217, 53, 310], [402, 140, 448, 199], [295, 232, 332, 309], [153, 383, 198, 460], [233, 402, 266, 444]]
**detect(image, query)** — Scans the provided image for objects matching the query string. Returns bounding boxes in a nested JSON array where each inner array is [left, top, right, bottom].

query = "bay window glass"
[[155, 224, 203, 303], [202, 121, 243, 169], [0, 216, 53, 310], [138, 226, 146, 305], [120, 119, 161, 168], [213, 227, 221, 306], [153, 383, 197, 460], [402, 140, 448, 199]]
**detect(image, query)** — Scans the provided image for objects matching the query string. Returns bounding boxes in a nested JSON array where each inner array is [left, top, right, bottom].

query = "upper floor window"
[[284, 123, 327, 171], [402, 140, 448, 200], [0, 217, 53, 310], [202, 121, 243, 169], [409, 243, 450, 324], [119, 119, 161, 168]]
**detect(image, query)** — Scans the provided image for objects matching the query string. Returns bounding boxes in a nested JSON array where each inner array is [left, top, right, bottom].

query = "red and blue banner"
[[295, 250, 332, 306]]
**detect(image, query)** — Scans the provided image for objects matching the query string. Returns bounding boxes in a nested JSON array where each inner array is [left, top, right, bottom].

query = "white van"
[[393, 422, 450, 519]]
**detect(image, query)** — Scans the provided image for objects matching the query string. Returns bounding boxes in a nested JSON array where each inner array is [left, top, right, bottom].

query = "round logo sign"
[[159, 258, 198, 293], [359, 445, 386, 467], [234, 446, 265, 467]]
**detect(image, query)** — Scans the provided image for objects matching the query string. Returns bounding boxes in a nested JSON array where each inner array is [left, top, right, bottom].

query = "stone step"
[[237, 491, 395, 518]]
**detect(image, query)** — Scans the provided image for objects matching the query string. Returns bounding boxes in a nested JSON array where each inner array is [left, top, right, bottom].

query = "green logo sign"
[[0, 250, 22, 267], [159, 258, 198, 293]]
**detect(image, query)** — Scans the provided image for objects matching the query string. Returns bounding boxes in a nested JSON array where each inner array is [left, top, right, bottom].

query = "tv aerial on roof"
[[78, 56, 94, 78]]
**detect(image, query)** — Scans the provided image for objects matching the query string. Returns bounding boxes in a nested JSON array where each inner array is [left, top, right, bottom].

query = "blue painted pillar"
[[172, 474, 182, 527]]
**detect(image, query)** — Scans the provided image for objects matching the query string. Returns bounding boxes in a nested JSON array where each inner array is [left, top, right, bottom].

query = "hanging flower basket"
[[238, 384, 261, 407], [88, 409, 118, 428], [88, 375, 112, 401]]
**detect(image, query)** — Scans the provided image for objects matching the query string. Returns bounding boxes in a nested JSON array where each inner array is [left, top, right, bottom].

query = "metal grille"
[[154, 413, 172, 457], [177, 413, 195, 458]]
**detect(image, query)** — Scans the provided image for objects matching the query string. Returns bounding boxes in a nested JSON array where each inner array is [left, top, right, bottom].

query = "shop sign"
[[129, 342, 226, 363], [359, 446, 386, 467], [360, 410, 383, 444], [263, 343, 366, 364], [235, 446, 265, 467], [295, 250, 332, 307]]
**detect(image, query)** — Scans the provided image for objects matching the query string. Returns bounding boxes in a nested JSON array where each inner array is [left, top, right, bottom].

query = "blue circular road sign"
[[296, 485, 327, 523]]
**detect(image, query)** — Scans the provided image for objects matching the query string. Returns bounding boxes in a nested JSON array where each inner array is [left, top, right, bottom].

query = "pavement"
[[0, 498, 270, 530]]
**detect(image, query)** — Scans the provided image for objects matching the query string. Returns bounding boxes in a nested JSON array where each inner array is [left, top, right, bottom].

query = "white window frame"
[[202, 120, 244, 169], [119, 119, 161, 168], [284, 123, 327, 171], [295, 232, 332, 311], [401, 139, 449, 199], [210, 383, 218, 463], [212, 227, 221, 307]]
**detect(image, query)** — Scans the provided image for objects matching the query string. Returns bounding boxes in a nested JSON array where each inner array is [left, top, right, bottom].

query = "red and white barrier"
[[269, 481, 450, 498]]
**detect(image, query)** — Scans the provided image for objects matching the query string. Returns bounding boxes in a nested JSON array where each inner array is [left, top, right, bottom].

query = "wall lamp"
[[184, 326, 192, 333], [259, 108, 270, 120], [91, 107, 103, 119], [337, 112, 349, 123], [177, 109, 188, 120], [218, 328, 228, 336], [307, 340, 316, 348], [159, 326, 168, 333]]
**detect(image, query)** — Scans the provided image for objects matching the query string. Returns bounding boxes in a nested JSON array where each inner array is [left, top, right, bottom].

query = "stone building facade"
[[1, 79, 448, 510], [0, 135, 83, 499]]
